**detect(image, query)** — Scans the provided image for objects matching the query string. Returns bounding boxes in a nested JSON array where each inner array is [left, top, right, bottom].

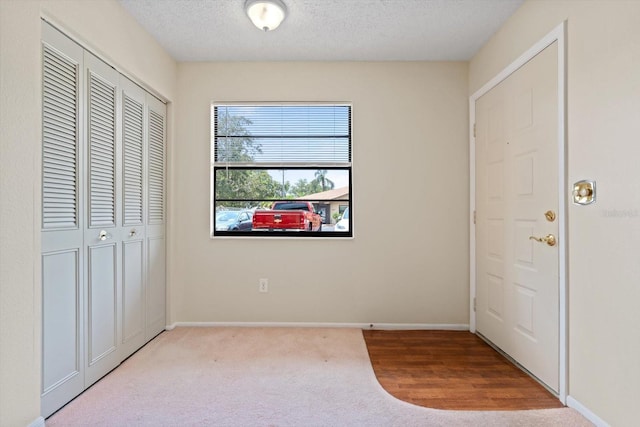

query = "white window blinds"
[[213, 104, 351, 165]]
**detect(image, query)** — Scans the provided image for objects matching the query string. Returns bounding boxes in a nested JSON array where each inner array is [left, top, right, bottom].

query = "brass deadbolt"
[[544, 210, 556, 222]]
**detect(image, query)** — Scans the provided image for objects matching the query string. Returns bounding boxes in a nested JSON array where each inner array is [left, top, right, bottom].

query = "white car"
[[335, 207, 349, 232]]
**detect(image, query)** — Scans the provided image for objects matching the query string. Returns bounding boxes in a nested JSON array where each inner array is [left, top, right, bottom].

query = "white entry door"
[[475, 42, 559, 392]]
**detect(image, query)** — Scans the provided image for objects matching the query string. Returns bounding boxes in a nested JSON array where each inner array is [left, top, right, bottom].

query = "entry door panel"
[[476, 42, 559, 391]]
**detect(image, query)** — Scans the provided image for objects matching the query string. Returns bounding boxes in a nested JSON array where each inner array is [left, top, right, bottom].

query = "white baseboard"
[[567, 396, 609, 427], [167, 321, 470, 331], [28, 416, 45, 427]]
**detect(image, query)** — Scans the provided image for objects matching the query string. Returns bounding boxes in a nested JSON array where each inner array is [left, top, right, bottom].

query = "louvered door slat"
[[43, 113, 76, 131], [43, 95, 75, 113], [124, 156, 142, 166], [148, 110, 164, 224], [123, 94, 144, 225], [43, 135, 76, 151], [42, 130, 76, 146], [91, 197, 114, 206], [43, 84, 77, 105], [42, 46, 79, 229], [90, 168, 114, 178], [88, 72, 116, 227], [43, 153, 76, 164], [90, 144, 116, 159], [42, 60, 75, 87], [91, 114, 116, 129], [43, 64, 75, 82], [43, 99, 76, 119], [44, 49, 76, 71], [43, 153, 75, 164], [43, 65, 75, 87], [44, 208, 78, 216], [44, 171, 76, 182], [91, 164, 115, 175], [42, 77, 75, 95], [44, 200, 77, 207], [42, 150, 76, 164], [43, 152, 76, 165], [44, 182, 76, 191]]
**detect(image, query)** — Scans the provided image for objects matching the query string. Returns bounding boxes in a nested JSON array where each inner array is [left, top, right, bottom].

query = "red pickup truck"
[[252, 201, 323, 232]]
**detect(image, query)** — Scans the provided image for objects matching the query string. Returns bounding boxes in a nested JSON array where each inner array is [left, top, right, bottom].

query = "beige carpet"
[[47, 327, 592, 426]]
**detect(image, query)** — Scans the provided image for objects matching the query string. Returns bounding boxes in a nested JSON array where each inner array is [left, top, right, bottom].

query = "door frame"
[[469, 21, 567, 403]]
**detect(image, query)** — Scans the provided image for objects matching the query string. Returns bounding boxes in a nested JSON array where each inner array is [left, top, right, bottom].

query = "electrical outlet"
[[259, 278, 268, 293]]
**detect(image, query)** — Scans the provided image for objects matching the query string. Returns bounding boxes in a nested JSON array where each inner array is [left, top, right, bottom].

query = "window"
[[211, 104, 352, 237]]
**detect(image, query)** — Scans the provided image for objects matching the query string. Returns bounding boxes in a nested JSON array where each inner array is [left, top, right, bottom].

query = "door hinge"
[[473, 123, 476, 138], [473, 297, 477, 312], [473, 210, 476, 224]]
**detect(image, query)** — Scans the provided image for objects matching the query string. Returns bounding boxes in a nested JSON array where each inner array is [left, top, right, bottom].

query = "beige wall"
[[173, 62, 469, 325], [470, 1, 640, 425], [0, 1, 176, 425]]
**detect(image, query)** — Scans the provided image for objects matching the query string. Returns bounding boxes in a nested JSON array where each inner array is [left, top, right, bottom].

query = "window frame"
[[210, 102, 353, 239]]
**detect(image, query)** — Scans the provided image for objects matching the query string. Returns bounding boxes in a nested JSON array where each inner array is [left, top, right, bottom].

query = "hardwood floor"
[[363, 330, 564, 411]]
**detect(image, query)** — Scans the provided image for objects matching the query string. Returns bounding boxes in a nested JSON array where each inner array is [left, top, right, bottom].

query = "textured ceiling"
[[118, 0, 524, 62]]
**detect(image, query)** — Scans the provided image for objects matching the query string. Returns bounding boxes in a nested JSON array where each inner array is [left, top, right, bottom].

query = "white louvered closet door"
[[41, 23, 85, 419], [41, 21, 167, 418], [83, 52, 123, 387], [120, 77, 147, 359], [146, 95, 167, 340]]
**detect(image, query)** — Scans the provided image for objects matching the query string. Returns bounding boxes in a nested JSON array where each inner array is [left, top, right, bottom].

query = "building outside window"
[[211, 103, 352, 237]]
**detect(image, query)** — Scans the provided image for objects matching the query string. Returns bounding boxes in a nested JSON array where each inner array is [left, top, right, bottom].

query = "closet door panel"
[[120, 77, 146, 358], [146, 96, 166, 339], [41, 249, 83, 417], [147, 236, 166, 337], [40, 22, 85, 419], [122, 240, 144, 342], [87, 244, 117, 364], [42, 250, 81, 392], [83, 52, 122, 387]]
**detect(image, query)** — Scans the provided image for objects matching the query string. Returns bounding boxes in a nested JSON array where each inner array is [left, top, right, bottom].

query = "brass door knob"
[[529, 234, 557, 247]]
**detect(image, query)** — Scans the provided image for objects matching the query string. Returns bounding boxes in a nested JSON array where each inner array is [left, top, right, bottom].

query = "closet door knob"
[[98, 230, 111, 241]]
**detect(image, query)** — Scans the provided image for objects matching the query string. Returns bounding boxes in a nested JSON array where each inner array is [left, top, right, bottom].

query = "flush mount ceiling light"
[[245, 0, 287, 32]]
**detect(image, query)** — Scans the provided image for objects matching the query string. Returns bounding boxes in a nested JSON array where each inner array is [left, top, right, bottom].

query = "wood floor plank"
[[363, 330, 564, 411]]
